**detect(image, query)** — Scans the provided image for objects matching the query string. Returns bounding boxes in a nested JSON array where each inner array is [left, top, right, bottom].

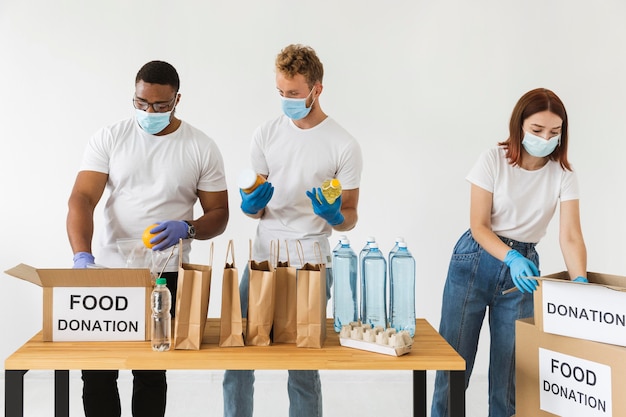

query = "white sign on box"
[[539, 348, 612, 416], [542, 280, 626, 346], [52, 287, 146, 341]]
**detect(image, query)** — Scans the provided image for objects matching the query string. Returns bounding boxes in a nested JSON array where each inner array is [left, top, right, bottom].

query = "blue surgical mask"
[[522, 131, 560, 157], [135, 109, 173, 134], [280, 86, 316, 120]]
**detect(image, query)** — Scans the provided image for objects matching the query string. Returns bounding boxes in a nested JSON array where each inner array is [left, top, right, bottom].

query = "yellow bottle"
[[238, 169, 266, 194], [320, 178, 342, 204]]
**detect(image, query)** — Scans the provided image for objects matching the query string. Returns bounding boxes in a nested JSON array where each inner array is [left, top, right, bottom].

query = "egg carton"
[[338, 322, 413, 357]]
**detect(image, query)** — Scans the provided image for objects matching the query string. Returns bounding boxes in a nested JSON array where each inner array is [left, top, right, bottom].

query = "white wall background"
[[2, 0, 626, 411]]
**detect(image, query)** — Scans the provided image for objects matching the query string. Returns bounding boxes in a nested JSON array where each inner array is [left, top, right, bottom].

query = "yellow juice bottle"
[[320, 178, 342, 204]]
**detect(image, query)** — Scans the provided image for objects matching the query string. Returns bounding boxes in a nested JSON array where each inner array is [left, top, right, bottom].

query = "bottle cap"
[[329, 178, 341, 188], [366, 236, 376, 242], [340, 238, 350, 245], [237, 169, 258, 189], [395, 236, 405, 243], [398, 242, 407, 248], [156, 277, 167, 285], [369, 242, 379, 249]]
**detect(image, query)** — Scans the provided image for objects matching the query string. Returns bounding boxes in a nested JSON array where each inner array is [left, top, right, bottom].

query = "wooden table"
[[5, 319, 465, 417]]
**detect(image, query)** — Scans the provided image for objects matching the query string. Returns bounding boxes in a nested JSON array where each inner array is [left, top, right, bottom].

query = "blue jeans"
[[431, 230, 537, 417], [223, 265, 332, 417]]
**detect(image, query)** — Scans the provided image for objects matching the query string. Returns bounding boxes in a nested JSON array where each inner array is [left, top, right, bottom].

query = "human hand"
[[73, 252, 95, 269], [305, 188, 344, 226], [573, 276, 588, 283], [150, 221, 187, 251], [503, 249, 539, 293], [240, 181, 274, 215]]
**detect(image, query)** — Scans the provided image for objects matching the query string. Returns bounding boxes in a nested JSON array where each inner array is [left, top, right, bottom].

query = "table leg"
[[412, 370, 426, 417], [448, 370, 465, 417], [5, 369, 27, 417], [55, 370, 70, 417]]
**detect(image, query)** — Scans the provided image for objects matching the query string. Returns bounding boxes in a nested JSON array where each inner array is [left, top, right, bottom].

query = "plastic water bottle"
[[361, 243, 387, 329], [388, 236, 405, 264], [151, 277, 171, 351], [332, 238, 358, 332], [358, 236, 376, 320], [359, 236, 376, 267], [331, 234, 347, 272], [332, 234, 348, 254], [388, 236, 404, 282], [390, 242, 416, 336]]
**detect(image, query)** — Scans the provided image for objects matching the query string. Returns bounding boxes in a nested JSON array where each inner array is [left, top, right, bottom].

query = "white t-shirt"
[[80, 118, 227, 271], [250, 115, 363, 266], [466, 146, 579, 244]]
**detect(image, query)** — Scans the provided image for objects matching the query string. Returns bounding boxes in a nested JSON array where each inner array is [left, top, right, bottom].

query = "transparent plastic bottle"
[[361, 242, 387, 329], [359, 236, 377, 276], [388, 236, 405, 278], [388, 236, 405, 262], [359, 236, 376, 321], [390, 242, 416, 336], [238, 168, 266, 194], [151, 277, 171, 351], [320, 178, 342, 204], [332, 238, 358, 332], [332, 234, 348, 255]]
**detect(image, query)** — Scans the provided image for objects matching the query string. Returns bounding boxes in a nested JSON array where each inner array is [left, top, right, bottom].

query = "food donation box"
[[516, 318, 626, 417], [534, 271, 626, 347], [4, 264, 152, 341]]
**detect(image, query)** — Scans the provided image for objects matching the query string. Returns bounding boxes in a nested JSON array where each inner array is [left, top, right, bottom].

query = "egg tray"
[[338, 323, 413, 357]]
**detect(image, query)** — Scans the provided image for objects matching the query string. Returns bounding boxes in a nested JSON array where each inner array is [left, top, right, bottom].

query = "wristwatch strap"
[[183, 220, 196, 239]]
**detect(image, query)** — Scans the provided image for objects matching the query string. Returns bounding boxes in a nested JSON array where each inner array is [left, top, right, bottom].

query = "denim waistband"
[[498, 235, 536, 251]]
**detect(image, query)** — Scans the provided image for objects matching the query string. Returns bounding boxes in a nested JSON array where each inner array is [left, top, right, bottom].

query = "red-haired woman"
[[431, 88, 588, 417]]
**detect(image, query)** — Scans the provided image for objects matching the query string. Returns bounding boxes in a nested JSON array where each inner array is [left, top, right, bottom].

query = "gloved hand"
[[573, 276, 588, 283], [240, 181, 274, 215], [503, 249, 539, 293], [73, 252, 95, 269], [305, 188, 344, 226], [150, 220, 187, 251]]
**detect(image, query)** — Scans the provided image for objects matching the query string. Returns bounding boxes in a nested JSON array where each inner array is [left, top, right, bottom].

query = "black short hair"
[[135, 61, 180, 91]]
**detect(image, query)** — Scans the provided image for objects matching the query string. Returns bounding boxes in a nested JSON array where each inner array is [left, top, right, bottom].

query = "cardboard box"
[[534, 271, 626, 347], [516, 318, 626, 417], [4, 264, 152, 342]]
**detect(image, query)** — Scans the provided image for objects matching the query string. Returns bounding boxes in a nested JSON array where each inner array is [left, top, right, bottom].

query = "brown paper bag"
[[245, 240, 275, 346], [174, 240, 213, 350], [272, 240, 298, 344], [219, 240, 245, 347], [296, 242, 327, 348]]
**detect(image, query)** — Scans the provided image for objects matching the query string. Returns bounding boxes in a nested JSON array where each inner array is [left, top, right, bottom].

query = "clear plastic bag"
[[116, 238, 177, 280]]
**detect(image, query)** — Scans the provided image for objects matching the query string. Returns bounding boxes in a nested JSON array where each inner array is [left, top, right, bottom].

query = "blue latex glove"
[[73, 252, 95, 269], [503, 249, 539, 293], [150, 220, 187, 251], [305, 188, 344, 226], [573, 276, 588, 283], [240, 181, 274, 215]]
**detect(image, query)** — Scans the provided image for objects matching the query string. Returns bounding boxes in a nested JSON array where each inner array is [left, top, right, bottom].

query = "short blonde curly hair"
[[275, 44, 324, 87]]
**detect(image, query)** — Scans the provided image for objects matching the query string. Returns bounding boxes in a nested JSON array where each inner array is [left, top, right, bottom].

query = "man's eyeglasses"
[[132, 95, 177, 112]]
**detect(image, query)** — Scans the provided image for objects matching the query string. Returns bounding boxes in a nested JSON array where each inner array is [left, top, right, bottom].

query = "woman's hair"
[[135, 60, 180, 92], [499, 88, 571, 170], [275, 44, 324, 87]]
